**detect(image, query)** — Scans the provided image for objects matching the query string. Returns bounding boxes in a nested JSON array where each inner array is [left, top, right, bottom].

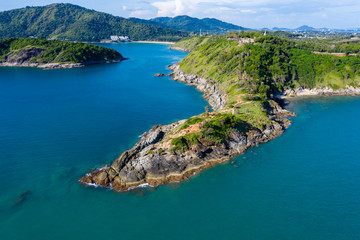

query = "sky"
[[1, 0, 360, 29]]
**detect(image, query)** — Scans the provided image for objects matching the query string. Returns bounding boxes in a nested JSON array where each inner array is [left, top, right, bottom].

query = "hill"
[[296, 25, 315, 31], [178, 33, 360, 98], [149, 15, 249, 34], [0, 4, 188, 42], [0, 38, 123, 68]]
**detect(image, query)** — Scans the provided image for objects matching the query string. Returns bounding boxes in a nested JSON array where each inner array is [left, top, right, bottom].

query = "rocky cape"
[[79, 64, 294, 192]]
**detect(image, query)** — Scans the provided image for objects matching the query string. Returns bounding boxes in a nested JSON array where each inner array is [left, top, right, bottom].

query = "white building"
[[110, 36, 130, 42]]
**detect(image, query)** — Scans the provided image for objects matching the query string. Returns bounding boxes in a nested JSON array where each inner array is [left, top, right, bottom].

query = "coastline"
[[79, 64, 294, 192], [0, 58, 126, 69], [278, 86, 360, 98], [168, 46, 190, 52]]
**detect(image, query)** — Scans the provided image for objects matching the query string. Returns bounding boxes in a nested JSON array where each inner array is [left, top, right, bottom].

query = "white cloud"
[[152, 0, 226, 17], [130, 9, 153, 18]]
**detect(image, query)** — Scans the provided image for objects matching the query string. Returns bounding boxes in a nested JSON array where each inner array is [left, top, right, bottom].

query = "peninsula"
[[0, 38, 125, 69], [80, 33, 360, 192]]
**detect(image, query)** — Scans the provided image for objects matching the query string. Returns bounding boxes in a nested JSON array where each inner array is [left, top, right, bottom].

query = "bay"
[[0, 43, 360, 239]]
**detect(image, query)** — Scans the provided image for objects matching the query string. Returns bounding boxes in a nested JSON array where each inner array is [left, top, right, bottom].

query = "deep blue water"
[[1, 43, 360, 239]]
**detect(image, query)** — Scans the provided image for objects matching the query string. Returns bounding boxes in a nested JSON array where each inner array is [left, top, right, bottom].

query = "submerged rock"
[[13, 190, 31, 207]]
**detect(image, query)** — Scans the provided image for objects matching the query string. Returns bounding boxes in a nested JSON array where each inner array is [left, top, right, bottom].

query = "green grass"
[[171, 133, 201, 153], [177, 116, 205, 132], [172, 36, 211, 51]]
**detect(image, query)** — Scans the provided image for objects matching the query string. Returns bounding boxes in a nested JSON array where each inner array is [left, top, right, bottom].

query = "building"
[[110, 36, 130, 42]]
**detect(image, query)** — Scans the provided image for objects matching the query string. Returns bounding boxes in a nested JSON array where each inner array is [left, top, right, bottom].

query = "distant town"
[[100, 36, 130, 43]]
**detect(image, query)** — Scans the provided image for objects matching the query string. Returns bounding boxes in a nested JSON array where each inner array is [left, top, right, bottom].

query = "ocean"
[[0, 43, 359, 239]]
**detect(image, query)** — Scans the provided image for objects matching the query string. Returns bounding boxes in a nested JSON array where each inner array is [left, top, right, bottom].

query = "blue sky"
[[1, 0, 360, 29]]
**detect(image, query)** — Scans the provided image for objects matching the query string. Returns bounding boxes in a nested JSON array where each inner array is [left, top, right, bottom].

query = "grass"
[[171, 133, 201, 153], [177, 116, 205, 132], [172, 36, 211, 51]]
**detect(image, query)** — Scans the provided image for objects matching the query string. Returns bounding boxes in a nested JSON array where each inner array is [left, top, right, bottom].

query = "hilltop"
[[0, 4, 188, 42]]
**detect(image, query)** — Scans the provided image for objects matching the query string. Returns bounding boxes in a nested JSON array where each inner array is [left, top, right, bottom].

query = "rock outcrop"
[[169, 64, 227, 111], [154, 73, 165, 77], [168, 46, 190, 52], [6, 47, 45, 64], [79, 64, 294, 192], [279, 86, 360, 98]]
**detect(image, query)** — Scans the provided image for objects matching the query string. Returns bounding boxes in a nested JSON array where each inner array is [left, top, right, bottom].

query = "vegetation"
[[296, 39, 360, 54], [149, 15, 249, 34], [179, 32, 360, 99], [171, 133, 201, 153], [171, 36, 212, 51], [0, 4, 188, 42], [169, 33, 360, 152], [0, 38, 122, 63], [178, 116, 205, 131]]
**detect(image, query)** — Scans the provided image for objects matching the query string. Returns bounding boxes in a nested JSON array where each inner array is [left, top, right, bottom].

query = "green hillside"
[[171, 36, 211, 51], [178, 33, 360, 101], [0, 4, 188, 42], [0, 38, 123, 64], [164, 33, 360, 152], [150, 15, 249, 34]]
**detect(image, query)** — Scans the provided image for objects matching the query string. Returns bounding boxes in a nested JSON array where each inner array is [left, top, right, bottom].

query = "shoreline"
[[168, 46, 190, 52], [79, 64, 294, 192], [0, 58, 126, 69], [278, 86, 360, 99]]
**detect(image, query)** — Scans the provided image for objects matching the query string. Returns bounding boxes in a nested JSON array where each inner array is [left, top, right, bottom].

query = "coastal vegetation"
[[0, 3, 188, 42], [168, 33, 360, 153], [0, 38, 123, 64], [171, 36, 212, 52], [178, 32, 360, 97]]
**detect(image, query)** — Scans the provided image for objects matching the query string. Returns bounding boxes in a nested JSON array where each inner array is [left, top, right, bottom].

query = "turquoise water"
[[1, 43, 360, 239]]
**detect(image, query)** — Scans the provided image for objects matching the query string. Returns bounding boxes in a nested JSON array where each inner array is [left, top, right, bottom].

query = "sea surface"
[[0, 43, 360, 239]]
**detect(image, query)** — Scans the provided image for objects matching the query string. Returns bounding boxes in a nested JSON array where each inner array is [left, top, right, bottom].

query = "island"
[[0, 38, 125, 69], [80, 32, 360, 192]]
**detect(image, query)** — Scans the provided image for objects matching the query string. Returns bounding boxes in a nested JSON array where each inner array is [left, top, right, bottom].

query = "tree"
[[205, 106, 210, 114]]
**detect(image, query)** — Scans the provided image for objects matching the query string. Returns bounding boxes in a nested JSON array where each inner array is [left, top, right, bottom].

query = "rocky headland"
[[79, 64, 294, 192], [0, 38, 125, 69]]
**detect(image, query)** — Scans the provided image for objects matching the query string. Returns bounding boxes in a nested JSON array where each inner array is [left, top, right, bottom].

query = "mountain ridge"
[[0, 3, 187, 42], [148, 15, 250, 34]]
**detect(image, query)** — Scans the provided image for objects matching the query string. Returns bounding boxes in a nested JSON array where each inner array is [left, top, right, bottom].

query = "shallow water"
[[1, 43, 360, 239]]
